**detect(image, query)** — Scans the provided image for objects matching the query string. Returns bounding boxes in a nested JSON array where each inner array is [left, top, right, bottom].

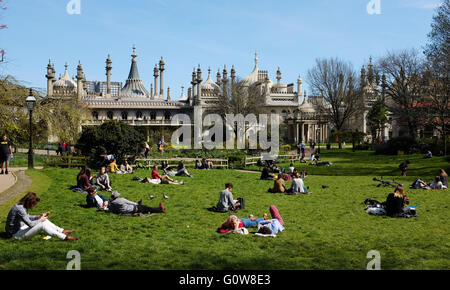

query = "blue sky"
[[0, 0, 442, 99]]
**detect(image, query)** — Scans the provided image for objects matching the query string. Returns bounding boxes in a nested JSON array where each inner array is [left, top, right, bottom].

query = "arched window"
[[92, 111, 99, 120], [121, 111, 128, 120], [107, 111, 113, 120], [136, 111, 143, 119], [281, 110, 287, 119]]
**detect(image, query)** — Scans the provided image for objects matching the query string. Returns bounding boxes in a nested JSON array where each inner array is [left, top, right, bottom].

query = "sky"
[[0, 0, 442, 99]]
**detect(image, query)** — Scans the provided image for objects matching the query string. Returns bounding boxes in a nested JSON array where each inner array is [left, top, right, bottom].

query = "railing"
[[244, 154, 299, 167], [45, 156, 89, 168], [134, 158, 229, 169]]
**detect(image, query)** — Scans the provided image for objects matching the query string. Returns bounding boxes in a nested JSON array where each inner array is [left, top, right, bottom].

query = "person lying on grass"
[[216, 183, 241, 212], [151, 165, 182, 184], [108, 191, 166, 215], [5, 192, 78, 241], [218, 214, 269, 233], [256, 219, 285, 235], [141, 176, 184, 185], [96, 167, 113, 192], [86, 186, 109, 210], [268, 174, 286, 193]]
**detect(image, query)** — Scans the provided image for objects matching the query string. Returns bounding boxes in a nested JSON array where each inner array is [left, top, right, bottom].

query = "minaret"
[[303, 91, 307, 104], [76, 61, 85, 101], [153, 64, 159, 98], [367, 56, 374, 85], [180, 86, 186, 100], [231, 65, 236, 86], [159, 57, 165, 99], [46, 60, 55, 97], [222, 65, 228, 96], [150, 83, 153, 98], [196, 65, 202, 104], [106, 54, 112, 96], [216, 69, 222, 87], [360, 65, 366, 88], [297, 76, 302, 95], [191, 68, 197, 105], [276, 67, 281, 86], [167, 87, 171, 101]]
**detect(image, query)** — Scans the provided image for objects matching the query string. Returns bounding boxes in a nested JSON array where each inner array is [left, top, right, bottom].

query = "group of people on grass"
[[410, 169, 448, 190], [261, 163, 309, 194]]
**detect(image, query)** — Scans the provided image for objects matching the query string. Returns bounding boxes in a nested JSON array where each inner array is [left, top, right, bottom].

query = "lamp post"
[[316, 126, 321, 154], [25, 88, 36, 169]]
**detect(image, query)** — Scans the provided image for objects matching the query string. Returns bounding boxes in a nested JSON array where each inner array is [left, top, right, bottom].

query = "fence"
[[134, 158, 229, 169], [44, 156, 89, 168], [244, 154, 299, 167]]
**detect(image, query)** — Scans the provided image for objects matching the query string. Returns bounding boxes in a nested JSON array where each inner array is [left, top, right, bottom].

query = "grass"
[[0, 150, 449, 270], [7, 152, 46, 168]]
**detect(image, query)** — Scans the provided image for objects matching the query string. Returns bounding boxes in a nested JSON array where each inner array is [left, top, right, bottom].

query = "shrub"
[[375, 136, 421, 155], [76, 121, 145, 168]]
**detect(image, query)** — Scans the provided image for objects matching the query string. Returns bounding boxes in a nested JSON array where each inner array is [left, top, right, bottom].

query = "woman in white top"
[[430, 176, 444, 190]]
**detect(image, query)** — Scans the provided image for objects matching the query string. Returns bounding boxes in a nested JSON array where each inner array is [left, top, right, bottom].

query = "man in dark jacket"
[[86, 186, 109, 210]]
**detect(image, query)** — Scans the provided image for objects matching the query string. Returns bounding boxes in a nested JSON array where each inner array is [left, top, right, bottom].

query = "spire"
[[254, 50, 258, 69], [121, 46, 150, 98], [368, 56, 374, 84]]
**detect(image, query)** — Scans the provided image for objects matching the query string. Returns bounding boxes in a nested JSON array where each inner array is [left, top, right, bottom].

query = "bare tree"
[[378, 49, 428, 139], [306, 58, 363, 147]]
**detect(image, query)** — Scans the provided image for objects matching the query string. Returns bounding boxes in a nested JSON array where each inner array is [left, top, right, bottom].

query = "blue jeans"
[[241, 218, 264, 228]]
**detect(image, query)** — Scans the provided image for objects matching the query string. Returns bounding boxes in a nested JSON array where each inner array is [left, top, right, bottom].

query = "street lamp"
[[316, 127, 321, 154], [25, 88, 36, 169]]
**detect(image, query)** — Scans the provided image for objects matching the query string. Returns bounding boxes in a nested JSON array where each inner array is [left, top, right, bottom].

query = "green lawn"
[[0, 150, 449, 270]]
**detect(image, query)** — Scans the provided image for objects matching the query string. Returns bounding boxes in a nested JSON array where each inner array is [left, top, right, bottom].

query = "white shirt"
[[94, 195, 104, 207]]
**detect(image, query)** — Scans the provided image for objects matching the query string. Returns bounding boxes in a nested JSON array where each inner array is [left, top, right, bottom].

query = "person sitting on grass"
[[439, 169, 448, 188], [96, 167, 113, 192], [300, 169, 307, 179], [424, 151, 432, 159], [218, 214, 269, 234], [201, 158, 213, 169], [260, 167, 274, 180], [288, 163, 295, 174], [5, 192, 78, 241], [384, 186, 417, 218], [195, 160, 202, 169], [161, 160, 171, 173], [77, 166, 94, 191], [108, 191, 166, 215], [175, 161, 193, 177], [286, 172, 308, 194], [430, 176, 446, 190], [152, 165, 181, 184], [268, 174, 286, 193], [86, 186, 109, 210], [108, 158, 123, 174], [120, 160, 133, 174], [216, 183, 241, 212]]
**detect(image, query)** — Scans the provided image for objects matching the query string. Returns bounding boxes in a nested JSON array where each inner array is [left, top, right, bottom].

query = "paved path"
[[0, 167, 43, 205]]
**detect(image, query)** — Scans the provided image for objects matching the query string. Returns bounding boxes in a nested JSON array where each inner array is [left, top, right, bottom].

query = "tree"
[[35, 95, 89, 143], [424, 0, 450, 78], [76, 121, 145, 167], [307, 58, 364, 148], [424, 0, 450, 155], [378, 49, 427, 139], [367, 99, 389, 143]]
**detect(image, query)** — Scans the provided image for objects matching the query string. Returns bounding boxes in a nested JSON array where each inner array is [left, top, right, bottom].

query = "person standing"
[[0, 133, 13, 175]]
